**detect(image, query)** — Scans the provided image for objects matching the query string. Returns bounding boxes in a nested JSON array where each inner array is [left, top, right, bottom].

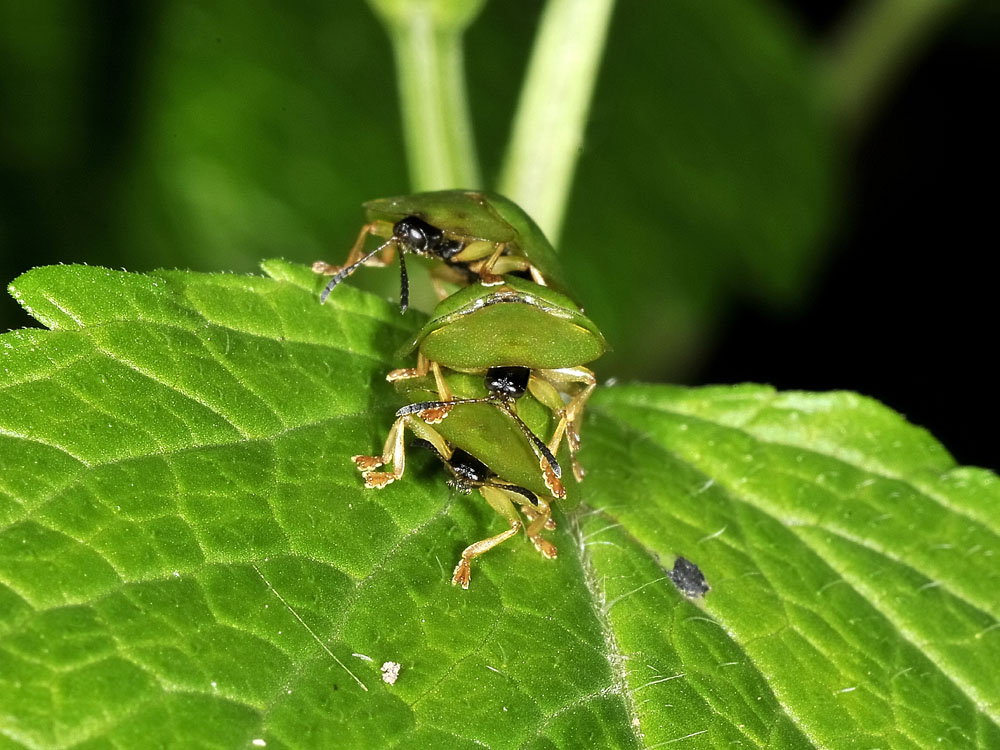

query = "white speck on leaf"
[[381, 661, 401, 685]]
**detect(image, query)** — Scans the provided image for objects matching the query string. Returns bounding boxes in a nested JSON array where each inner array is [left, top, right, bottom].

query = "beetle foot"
[[571, 457, 586, 482], [352, 455, 383, 472], [311, 260, 342, 275], [362, 471, 396, 489], [566, 422, 582, 453], [542, 463, 566, 500], [386, 368, 421, 382], [452, 559, 472, 589], [418, 404, 453, 424], [479, 272, 504, 286], [532, 537, 558, 559], [545, 517, 557, 531]]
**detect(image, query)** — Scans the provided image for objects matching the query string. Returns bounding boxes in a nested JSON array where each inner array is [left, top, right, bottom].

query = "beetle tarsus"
[[352, 455, 383, 472], [362, 471, 396, 489], [452, 560, 472, 589]]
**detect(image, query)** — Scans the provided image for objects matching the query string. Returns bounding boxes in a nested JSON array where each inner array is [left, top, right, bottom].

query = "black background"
[[697, 3, 997, 471]]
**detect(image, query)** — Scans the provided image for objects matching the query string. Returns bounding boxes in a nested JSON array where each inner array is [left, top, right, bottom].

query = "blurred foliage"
[[1, 0, 835, 380]]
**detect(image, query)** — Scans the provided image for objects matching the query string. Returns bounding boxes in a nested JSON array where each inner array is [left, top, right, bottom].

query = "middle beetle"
[[387, 275, 607, 480]]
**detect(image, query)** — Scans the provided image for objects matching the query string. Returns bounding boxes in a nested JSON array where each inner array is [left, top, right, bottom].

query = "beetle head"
[[393, 216, 444, 254], [485, 366, 530, 400], [448, 448, 492, 483]]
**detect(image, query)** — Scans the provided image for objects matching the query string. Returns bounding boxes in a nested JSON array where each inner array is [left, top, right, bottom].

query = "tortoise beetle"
[[313, 190, 569, 312], [352, 370, 565, 588], [387, 275, 606, 481]]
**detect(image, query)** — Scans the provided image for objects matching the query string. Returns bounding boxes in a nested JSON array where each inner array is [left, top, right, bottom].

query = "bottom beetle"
[[352, 369, 574, 588], [433, 446, 557, 588], [354, 367, 566, 501]]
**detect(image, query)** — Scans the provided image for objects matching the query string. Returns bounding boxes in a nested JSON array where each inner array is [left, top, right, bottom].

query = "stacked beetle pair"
[[315, 191, 606, 588]]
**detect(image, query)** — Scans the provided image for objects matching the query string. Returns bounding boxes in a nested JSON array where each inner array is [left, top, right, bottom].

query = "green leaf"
[[3, 265, 997, 748]]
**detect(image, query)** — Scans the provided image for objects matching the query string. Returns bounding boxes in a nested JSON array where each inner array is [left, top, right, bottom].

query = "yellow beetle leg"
[[488, 256, 531, 276], [469, 243, 508, 286], [312, 220, 396, 275], [522, 497, 558, 559], [452, 485, 522, 589], [448, 239, 495, 262], [386, 359, 452, 404], [530, 367, 597, 481], [386, 351, 430, 383], [356, 415, 451, 489], [430, 360, 453, 402]]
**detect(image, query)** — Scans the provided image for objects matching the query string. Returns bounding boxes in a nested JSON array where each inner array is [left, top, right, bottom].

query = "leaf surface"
[[2, 264, 997, 749]]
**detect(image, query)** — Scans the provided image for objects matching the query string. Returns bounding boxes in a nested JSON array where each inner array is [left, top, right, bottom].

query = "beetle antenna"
[[319, 238, 394, 303], [398, 250, 409, 313], [396, 398, 485, 417], [488, 480, 539, 507], [499, 405, 563, 481]]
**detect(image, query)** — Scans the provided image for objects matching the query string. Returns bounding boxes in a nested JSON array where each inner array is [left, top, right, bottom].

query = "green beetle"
[[429, 443, 557, 589], [387, 275, 606, 481], [313, 190, 568, 311], [352, 369, 566, 588]]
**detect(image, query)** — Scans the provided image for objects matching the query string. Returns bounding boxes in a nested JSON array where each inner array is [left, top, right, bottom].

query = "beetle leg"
[[430, 361, 453, 402], [520, 503, 557, 531], [528, 265, 548, 287], [474, 243, 508, 286], [446, 239, 495, 262], [452, 485, 523, 589], [523, 497, 558, 559], [531, 367, 597, 481], [386, 359, 452, 403], [356, 416, 451, 489], [485, 255, 531, 277], [312, 220, 396, 275], [492, 401, 565, 499], [512, 493, 559, 559], [386, 352, 430, 383], [526, 375, 578, 481]]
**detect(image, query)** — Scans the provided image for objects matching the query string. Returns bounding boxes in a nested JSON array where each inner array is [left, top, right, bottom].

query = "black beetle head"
[[448, 449, 492, 483], [393, 216, 444, 254], [485, 366, 530, 400]]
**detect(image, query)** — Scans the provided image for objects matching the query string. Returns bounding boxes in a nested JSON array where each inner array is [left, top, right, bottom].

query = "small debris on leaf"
[[381, 661, 402, 685], [668, 556, 710, 598]]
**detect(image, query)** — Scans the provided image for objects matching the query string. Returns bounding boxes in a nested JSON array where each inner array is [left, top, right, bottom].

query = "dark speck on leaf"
[[668, 556, 709, 598]]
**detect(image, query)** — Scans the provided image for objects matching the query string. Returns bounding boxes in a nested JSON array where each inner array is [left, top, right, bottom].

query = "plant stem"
[[498, 0, 616, 244], [824, 0, 964, 135], [370, 0, 485, 191]]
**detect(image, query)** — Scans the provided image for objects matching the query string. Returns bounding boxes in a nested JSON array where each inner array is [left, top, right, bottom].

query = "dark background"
[[1, 1, 996, 470], [698, 2, 998, 471]]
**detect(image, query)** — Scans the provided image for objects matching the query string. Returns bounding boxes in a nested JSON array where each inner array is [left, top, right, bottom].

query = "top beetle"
[[313, 190, 569, 311]]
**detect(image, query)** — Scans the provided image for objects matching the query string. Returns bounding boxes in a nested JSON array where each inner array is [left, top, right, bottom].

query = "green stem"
[[498, 0, 616, 244], [824, 0, 964, 135], [371, 0, 485, 191]]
